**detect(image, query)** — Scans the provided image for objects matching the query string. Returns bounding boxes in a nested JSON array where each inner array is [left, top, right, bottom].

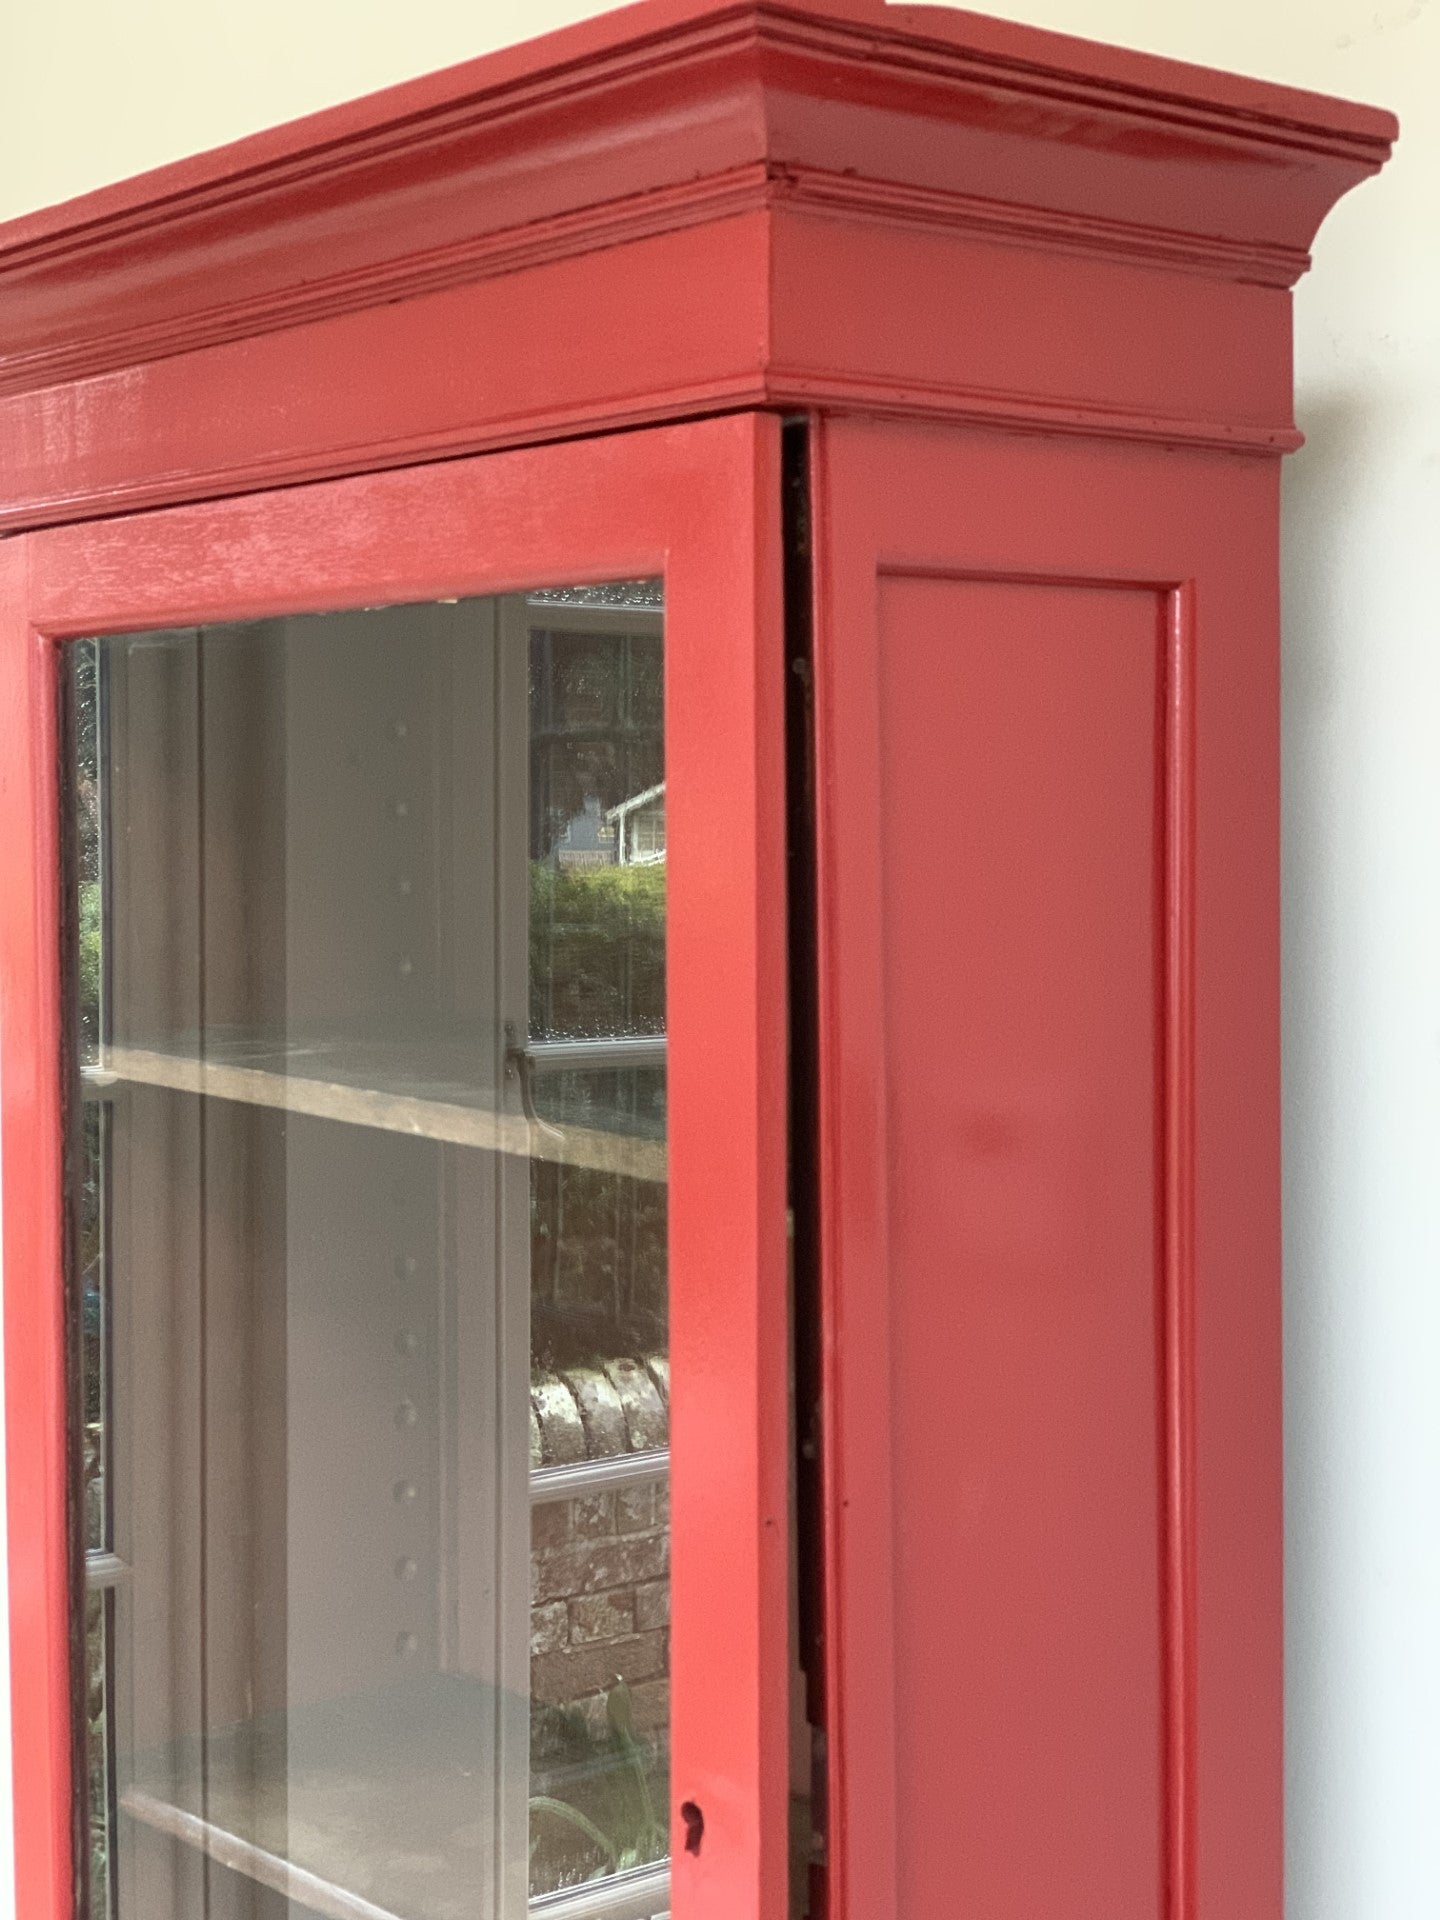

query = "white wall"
[[2, 4, 1436, 1917]]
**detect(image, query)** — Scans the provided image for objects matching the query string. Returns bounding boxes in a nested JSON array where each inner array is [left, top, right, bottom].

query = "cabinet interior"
[[69, 588, 672, 1920]]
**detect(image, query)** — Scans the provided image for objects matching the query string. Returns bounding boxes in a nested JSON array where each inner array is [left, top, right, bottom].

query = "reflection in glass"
[[74, 639, 111, 1556], [63, 586, 669, 1920], [84, 1590, 116, 1920], [73, 641, 118, 1920]]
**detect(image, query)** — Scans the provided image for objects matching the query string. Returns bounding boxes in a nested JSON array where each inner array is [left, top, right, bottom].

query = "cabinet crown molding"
[[0, 0, 1395, 526]]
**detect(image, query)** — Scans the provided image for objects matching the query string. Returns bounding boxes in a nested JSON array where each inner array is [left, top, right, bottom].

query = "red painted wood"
[[0, 0, 1393, 323], [0, 6, 1395, 1918], [0, 215, 774, 530], [811, 417, 1281, 1920], [767, 208, 1295, 444], [0, 0, 1392, 529], [883, 573, 1166, 1916], [0, 415, 790, 1920], [0, 538, 74, 1920], [0, 207, 1302, 536]]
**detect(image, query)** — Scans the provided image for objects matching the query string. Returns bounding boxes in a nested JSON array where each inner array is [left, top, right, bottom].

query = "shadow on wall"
[[1279, 379, 1397, 1920], [1281, 389, 1357, 1920]]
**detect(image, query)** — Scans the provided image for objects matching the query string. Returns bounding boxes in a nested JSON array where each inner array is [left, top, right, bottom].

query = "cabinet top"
[[0, 0, 1396, 526]]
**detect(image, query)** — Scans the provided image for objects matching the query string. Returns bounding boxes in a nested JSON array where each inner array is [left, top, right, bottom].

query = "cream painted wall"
[[1, 4, 1435, 1918]]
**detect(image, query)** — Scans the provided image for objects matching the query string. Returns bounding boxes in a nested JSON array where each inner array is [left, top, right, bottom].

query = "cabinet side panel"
[[814, 416, 1281, 1920], [874, 574, 1165, 1920]]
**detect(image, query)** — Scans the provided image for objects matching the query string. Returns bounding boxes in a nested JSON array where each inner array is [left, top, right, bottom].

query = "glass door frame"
[[0, 412, 791, 1920]]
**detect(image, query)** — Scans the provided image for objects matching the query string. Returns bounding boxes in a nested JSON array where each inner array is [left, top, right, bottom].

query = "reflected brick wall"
[[529, 1356, 670, 1750]]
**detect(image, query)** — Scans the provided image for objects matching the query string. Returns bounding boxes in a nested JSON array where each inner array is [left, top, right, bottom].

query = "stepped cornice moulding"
[[0, 0, 1396, 527], [0, 160, 1322, 406]]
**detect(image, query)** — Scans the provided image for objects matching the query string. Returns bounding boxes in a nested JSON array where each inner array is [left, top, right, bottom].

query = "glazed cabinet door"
[[0, 417, 789, 1920]]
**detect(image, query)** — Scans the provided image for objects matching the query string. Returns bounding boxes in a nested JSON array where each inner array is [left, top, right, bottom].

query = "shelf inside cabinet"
[[81, 1027, 666, 1183], [119, 1677, 670, 1920]]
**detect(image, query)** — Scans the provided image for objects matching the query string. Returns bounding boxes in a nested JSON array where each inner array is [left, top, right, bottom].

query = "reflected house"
[[528, 598, 664, 875], [553, 794, 619, 870], [608, 783, 666, 867], [553, 783, 666, 870]]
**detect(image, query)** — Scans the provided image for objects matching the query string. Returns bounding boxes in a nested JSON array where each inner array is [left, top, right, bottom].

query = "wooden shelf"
[[121, 1789, 405, 1920], [122, 1790, 671, 1920], [120, 1677, 671, 1920], [82, 1030, 666, 1184]]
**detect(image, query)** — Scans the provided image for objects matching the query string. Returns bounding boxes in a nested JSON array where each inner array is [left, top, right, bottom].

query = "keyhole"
[[680, 1801, 704, 1855]]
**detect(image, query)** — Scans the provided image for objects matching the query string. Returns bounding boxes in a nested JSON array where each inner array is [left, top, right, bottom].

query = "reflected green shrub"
[[530, 863, 665, 1039]]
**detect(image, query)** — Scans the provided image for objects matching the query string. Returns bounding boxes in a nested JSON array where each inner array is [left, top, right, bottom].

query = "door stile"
[[663, 414, 790, 1920], [0, 533, 75, 1920]]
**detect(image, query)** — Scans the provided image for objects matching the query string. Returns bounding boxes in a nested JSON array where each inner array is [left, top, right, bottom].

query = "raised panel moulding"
[[0, 0, 1396, 525], [872, 571, 1173, 1916]]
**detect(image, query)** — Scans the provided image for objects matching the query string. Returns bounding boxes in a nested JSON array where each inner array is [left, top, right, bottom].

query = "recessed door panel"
[[877, 575, 1164, 1919]]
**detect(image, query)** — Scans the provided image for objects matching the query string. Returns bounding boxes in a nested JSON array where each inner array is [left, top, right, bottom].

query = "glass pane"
[[72, 642, 110, 1559], [526, 611, 670, 1906], [84, 1589, 117, 1920], [63, 586, 669, 1920], [78, 1102, 110, 1555], [530, 1477, 670, 1897]]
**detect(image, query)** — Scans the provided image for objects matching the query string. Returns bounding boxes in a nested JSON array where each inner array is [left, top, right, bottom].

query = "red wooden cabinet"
[[0, 6, 1394, 1920]]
